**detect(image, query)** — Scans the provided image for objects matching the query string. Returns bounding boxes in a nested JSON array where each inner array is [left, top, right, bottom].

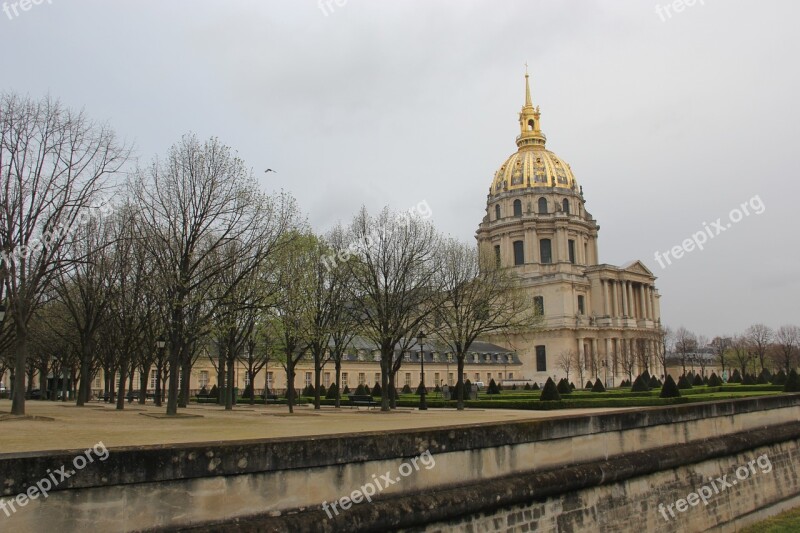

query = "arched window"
[[513, 240, 524, 266], [539, 239, 552, 264], [538, 197, 548, 214], [562, 199, 570, 214], [527, 119, 535, 131], [495, 204, 501, 220], [513, 199, 522, 217]]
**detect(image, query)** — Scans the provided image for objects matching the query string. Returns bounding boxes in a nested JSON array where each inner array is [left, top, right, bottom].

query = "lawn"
[[741, 506, 800, 533]]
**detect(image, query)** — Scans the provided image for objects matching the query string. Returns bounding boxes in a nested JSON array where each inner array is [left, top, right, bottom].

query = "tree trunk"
[[139, 363, 150, 405], [314, 358, 322, 410], [116, 360, 127, 410], [380, 356, 390, 412], [456, 356, 466, 411], [217, 350, 226, 406], [225, 357, 234, 411], [11, 321, 27, 415], [334, 360, 342, 408], [389, 371, 397, 409], [287, 362, 295, 414], [77, 344, 91, 407]]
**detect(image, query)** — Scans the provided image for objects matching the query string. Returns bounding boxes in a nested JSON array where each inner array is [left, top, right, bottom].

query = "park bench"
[[347, 394, 378, 409]]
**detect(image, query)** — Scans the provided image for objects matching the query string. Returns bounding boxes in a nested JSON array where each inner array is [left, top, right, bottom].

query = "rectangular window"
[[474, 373, 480, 382], [487, 372, 492, 381], [198, 371, 209, 388], [267, 372, 273, 389], [149, 370, 157, 389], [540, 239, 552, 264], [358, 372, 365, 385], [324, 372, 331, 387], [305, 372, 312, 387], [536, 345, 547, 372], [405, 372, 411, 386], [494, 245, 501, 266], [534, 296, 544, 315], [578, 295, 585, 315], [434, 372, 440, 386], [448, 373, 454, 385], [374, 373, 380, 385], [341, 372, 348, 388], [508, 372, 514, 379], [513, 240, 524, 266], [568, 239, 576, 264]]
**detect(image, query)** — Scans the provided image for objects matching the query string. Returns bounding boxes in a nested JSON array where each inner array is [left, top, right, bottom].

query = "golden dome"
[[490, 72, 579, 195], [491, 149, 578, 194]]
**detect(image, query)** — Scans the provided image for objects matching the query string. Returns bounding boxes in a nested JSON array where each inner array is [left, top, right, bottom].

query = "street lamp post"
[[418, 331, 427, 410], [155, 336, 166, 406]]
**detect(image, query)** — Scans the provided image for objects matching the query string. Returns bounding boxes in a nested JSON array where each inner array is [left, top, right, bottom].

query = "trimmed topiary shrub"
[[730, 369, 742, 383], [619, 379, 631, 388], [660, 375, 681, 398], [707, 373, 722, 387], [511, 384, 517, 390], [591, 379, 606, 393], [486, 379, 500, 395], [325, 382, 339, 399], [631, 375, 650, 392], [757, 369, 770, 384], [539, 377, 561, 401], [523, 383, 531, 390], [209, 384, 218, 399], [557, 378, 572, 395], [742, 374, 756, 386], [569, 382, 576, 390], [302, 384, 315, 397], [641, 370, 651, 383], [585, 381, 593, 390], [343, 385, 350, 394], [354, 383, 366, 395], [772, 370, 787, 386], [531, 382, 540, 391], [784, 369, 800, 392], [319, 384, 327, 397], [371, 382, 382, 397], [402, 384, 412, 394], [434, 383, 441, 393], [692, 374, 704, 387], [677, 375, 693, 389], [648, 375, 662, 389], [416, 381, 426, 395]]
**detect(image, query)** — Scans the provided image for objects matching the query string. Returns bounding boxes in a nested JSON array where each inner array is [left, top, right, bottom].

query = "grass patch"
[[741, 506, 800, 533]]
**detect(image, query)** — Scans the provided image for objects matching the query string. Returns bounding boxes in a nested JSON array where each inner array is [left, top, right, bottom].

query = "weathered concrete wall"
[[1, 395, 798, 532]]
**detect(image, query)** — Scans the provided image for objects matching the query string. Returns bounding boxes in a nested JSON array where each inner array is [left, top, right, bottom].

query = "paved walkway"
[[0, 399, 630, 454]]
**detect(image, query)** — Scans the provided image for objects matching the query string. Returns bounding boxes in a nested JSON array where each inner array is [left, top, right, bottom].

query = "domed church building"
[[476, 73, 663, 385]]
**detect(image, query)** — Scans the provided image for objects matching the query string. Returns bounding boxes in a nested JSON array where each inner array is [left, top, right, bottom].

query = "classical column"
[[639, 284, 647, 320], [611, 282, 618, 317], [591, 338, 598, 376], [621, 281, 629, 317], [649, 287, 656, 320], [602, 280, 610, 316]]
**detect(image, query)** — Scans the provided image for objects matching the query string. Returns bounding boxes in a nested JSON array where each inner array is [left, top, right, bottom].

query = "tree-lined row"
[[0, 93, 540, 415]]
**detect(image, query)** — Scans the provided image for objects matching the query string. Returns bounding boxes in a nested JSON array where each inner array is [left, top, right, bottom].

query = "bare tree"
[[710, 336, 732, 378], [430, 239, 542, 410], [556, 351, 573, 384], [130, 134, 296, 415], [344, 206, 442, 411], [731, 335, 753, 377], [653, 325, 673, 380], [674, 327, 697, 375], [745, 324, 773, 372], [618, 341, 636, 383], [774, 325, 799, 374], [572, 348, 586, 387], [0, 93, 127, 415]]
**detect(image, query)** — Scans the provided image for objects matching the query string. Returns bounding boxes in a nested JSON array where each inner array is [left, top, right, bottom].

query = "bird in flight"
[[264, 169, 276, 173]]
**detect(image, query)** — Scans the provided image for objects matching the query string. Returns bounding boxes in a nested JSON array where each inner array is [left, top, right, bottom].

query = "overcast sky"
[[2, 0, 798, 339]]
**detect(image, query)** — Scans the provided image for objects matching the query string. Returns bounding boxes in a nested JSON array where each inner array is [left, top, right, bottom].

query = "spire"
[[524, 65, 532, 108], [517, 68, 546, 151]]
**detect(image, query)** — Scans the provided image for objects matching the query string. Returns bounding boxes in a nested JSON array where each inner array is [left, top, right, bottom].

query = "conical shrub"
[[660, 375, 681, 398], [591, 379, 606, 393], [539, 377, 561, 401]]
